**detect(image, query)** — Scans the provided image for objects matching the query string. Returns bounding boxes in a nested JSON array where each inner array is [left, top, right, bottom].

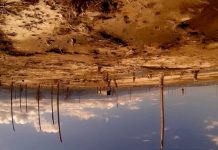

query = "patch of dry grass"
[[59, 0, 118, 14]]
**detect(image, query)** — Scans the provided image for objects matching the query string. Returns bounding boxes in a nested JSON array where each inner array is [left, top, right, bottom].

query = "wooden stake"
[[160, 75, 165, 149], [37, 84, 41, 131], [51, 84, 54, 124], [11, 81, 15, 132], [57, 82, 62, 142]]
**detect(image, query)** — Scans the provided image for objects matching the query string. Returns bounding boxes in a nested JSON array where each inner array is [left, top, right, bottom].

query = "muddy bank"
[[0, 0, 218, 88], [1, 66, 218, 90]]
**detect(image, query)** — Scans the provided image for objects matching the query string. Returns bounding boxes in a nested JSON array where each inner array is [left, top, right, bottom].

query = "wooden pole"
[[19, 83, 22, 112], [160, 75, 165, 149], [57, 82, 62, 142], [37, 84, 41, 131], [25, 84, 27, 112], [10, 81, 15, 132], [51, 84, 54, 124]]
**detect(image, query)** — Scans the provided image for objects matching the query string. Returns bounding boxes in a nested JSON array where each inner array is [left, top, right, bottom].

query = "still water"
[[0, 83, 218, 150]]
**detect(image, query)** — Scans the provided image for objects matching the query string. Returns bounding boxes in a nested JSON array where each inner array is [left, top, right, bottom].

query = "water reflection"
[[159, 75, 165, 149], [7, 84, 160, 133], [57, 82, 62, 142], [25, 84, 27, 112], [181, 88, 185, 96], [1, 81, 218, 149], [10, 82, 15, 132], [8, 79, 166, 147], [37, 84, 41, 131], [51, 84, 55, 124], [19, 83, 22, 112]]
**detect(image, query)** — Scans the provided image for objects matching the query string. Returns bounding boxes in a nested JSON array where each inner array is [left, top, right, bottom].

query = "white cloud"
[[208, 135, 218, 146], [173, 135, 181, 140], [0, 88, 163, 133], [205, 120, 218, 130]]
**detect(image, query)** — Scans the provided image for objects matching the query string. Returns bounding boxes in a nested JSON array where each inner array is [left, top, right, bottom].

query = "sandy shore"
[[1, 68, 218, 90], [1, 0, 218, 89]]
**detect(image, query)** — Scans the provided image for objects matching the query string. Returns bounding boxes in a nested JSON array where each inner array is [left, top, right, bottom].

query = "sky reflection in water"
[[0, 83, 218, 150]]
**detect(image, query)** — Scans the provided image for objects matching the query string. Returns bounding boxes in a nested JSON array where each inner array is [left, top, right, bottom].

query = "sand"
[[0, 0, 218, 88]]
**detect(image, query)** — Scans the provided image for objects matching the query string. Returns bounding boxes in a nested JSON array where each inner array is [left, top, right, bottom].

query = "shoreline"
[[1, 68, 218, 90]]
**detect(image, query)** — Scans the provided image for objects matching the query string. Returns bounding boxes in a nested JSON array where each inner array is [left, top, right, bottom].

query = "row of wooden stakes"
[[7, 76, 165, 148], [10, 82, 62, 142]]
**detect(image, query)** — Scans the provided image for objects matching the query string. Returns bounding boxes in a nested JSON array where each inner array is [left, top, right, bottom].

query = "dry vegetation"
[[0, 0, 218, 88]]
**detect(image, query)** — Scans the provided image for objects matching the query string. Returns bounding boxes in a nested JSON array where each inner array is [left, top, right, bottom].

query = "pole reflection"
[[160, 74, 165, 149], [25, 84, 27, 112], [19, 83, 22, 112], [51, 84, 55, 124], [57, 82, 62, 142], [37, 84, 41, 131], [10, 81, 15, 132], [4, 81, 171, 144]]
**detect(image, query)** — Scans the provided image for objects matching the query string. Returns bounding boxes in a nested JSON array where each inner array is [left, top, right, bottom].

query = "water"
[[0, 83, 218, 150]]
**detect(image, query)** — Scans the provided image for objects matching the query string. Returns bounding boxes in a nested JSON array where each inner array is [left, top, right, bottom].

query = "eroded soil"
[[0, 0, 218, 88]]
